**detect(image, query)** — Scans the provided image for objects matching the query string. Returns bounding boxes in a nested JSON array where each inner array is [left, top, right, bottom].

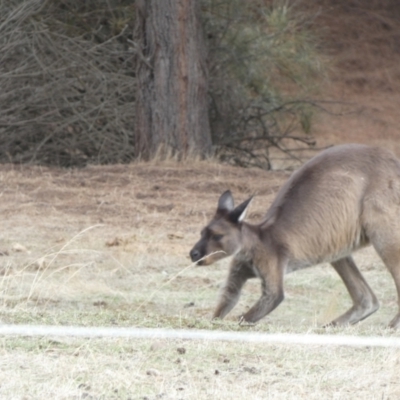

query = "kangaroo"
[[189, 144, 400, 328]]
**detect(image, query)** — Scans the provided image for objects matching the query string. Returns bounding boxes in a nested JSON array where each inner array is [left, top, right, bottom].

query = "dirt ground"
[[306, 0, 400, 152], [1, 1, 400, 399]]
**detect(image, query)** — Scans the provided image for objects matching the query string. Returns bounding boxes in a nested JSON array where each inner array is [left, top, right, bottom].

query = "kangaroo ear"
[[217, 190, 234, 213], [229, 196, 253, 223]]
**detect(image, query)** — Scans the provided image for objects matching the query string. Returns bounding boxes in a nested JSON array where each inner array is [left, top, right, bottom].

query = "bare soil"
[[306, 0, 400, 151]]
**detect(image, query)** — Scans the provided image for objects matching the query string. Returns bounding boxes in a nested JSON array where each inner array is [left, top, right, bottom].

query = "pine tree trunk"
[[135, 0, 212, 160]]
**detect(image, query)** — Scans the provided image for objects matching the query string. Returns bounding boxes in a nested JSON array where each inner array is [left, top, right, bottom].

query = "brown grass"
[[1, 159, 400, 399]]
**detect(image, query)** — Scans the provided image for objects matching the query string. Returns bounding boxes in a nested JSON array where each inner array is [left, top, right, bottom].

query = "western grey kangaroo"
[[190, 144, 400, 328]]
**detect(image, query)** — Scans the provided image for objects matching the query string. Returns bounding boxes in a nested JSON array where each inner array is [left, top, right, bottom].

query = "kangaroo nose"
[[190, 249, 201, 262]]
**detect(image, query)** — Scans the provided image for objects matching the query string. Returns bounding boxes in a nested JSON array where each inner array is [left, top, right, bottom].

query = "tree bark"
[[135, 0, 212, 160]]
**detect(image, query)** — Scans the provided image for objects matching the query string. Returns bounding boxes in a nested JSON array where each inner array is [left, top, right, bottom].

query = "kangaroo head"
[[190, 190, 253, 266]]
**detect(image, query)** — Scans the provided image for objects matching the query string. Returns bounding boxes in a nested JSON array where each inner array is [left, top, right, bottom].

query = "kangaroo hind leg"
[[372, 239, 400, 329], [327, 256, 379, 327]]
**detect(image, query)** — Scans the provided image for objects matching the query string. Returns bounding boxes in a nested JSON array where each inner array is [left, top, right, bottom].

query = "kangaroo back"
[[264, 144, 400, 264]]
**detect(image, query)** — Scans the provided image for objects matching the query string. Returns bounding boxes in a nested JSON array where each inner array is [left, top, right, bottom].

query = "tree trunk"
[[135, 0, 212, 160]]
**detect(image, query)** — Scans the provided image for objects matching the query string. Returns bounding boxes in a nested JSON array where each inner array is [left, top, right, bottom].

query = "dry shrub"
[[0, 0, 136, 166]]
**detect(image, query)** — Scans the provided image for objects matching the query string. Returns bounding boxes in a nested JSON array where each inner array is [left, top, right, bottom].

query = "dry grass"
[[2, 337, 400, 399], [1, 160, 400, 399]]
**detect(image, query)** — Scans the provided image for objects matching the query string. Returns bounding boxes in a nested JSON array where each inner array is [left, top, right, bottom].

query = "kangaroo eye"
[[212, 234, 223, 241]]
